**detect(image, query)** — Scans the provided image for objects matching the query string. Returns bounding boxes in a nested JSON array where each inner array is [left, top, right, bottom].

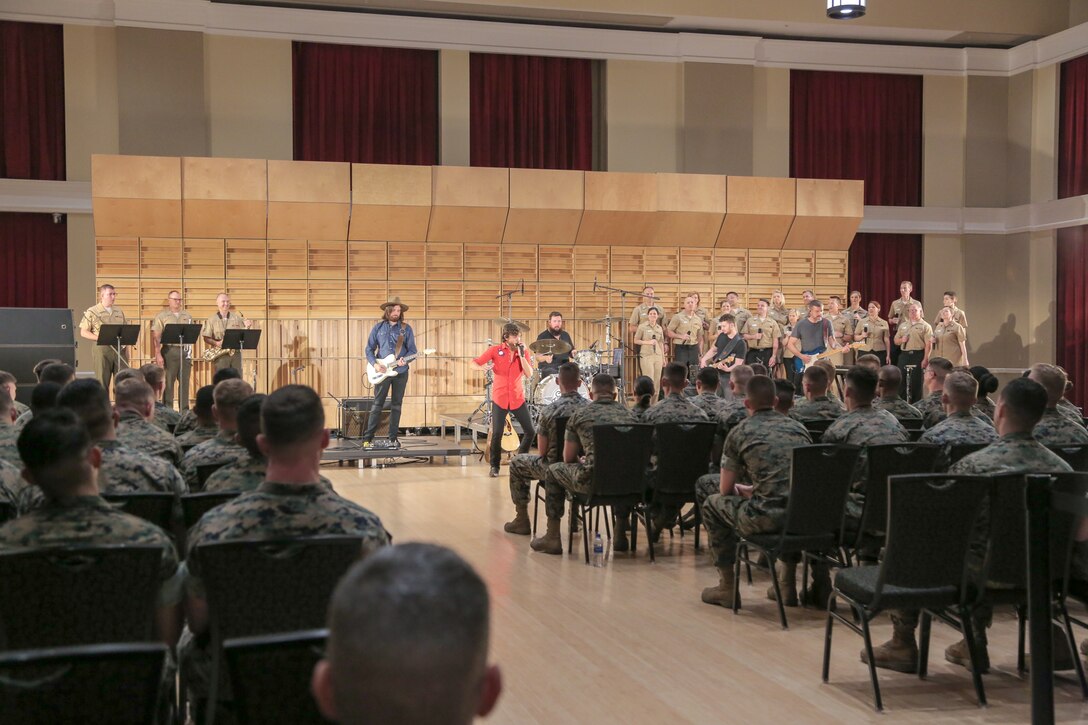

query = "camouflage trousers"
[[695, 473, 719, 510], [178, 626, 234, 702], [701, 493, 784, 569], [545, 462, 591, 520], [508, 453, 549, 506]]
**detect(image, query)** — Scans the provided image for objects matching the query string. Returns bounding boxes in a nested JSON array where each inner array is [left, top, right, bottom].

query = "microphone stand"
[[592, 280, 661, 406], [495, 280, 524, 325]]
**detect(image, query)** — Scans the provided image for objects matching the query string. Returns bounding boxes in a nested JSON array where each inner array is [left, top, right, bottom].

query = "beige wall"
[[605, 60, 682, 172], [204, 36, 293, 160], [681, 62, 753, 175], [439, 50, 471, 167], [752, 67, 790, 178]]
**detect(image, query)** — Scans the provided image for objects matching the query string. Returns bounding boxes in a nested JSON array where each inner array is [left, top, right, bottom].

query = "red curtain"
[[791, 70, 923, 304], [0, 212, 67, 308], [469, 53, 593, 170], [1057, 54, 1088, 405], [292, 43, 438, 165], [0, 20, 65, 180]]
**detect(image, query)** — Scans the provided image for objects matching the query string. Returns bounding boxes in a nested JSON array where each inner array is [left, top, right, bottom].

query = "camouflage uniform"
[[0, 424, 19, 468], [181, 480, 390, 698], [508, 392, 588, 510], [180, 430, 247, 490], [0, 495, 182, 606], [176, 425, 217, 450], [173, 409, 198, 436], [789, 395, 846, 422], [546, 400, 636, 519], [821, 406, 908, 515], [975, 397, 996, 421], [154, 402, 182, 431], [702, 411, 812, 568], [12, 400, 28, 418], [914, 391, 944, 427], [13, 410, 31, 431], [1032, 408, 1088, 446], [873, 396, 923, 421], [690, 391, 730, 423], [97, 439, 187, 497], [0, 460, 20, 517], [920, 410, 999, 470], [117, 411, 183, 467], [202, 456, 335, 494], [642, 394, 710, 523], [1056, 398, 1083, 425]]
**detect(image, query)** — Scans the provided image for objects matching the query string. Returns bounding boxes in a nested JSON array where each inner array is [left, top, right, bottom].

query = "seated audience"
[[180, 379, 253, 489], [919, 371, 998, 469], [700, 376, 812, 607], [312, 543, 501, 725], [789, 365, 846, 421], [916, 357, 954, 427], [113, 368, 142, 388], [631, 375, 656, 421], [0, 370, 29, 417], [1028, 363, 1088, 445], [39, 362, 76, 386], [855, 353, 882, 371], [176, 386, 218, 449], [970, 365, 999, 421], [202, 394, 267, 493], [139, 363, 182, 430], [694, 365, 757, 510], [872, 365, 923, 421], [0, 409, 182, 645], [0, 390, 19, 467], [115, 378, 183, 466], [773, 380, 796, 416], [173, 367, 243, 436], [14, 380, 63, 431], [1056, 372, 1083, 424]]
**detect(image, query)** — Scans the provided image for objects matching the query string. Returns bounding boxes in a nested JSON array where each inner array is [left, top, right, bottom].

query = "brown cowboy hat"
[[379, 296, 409, 312]]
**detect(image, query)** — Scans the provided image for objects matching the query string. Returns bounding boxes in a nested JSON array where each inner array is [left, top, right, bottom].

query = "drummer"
[[533, 311, 576, 378]]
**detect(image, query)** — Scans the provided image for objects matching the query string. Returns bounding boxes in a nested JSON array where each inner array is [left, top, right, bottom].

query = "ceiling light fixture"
[[827, 0, 866, 19]]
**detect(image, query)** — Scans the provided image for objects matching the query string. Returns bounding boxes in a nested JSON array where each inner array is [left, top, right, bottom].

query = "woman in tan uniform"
[[692, 292, 711, 338], [852, 301, 891, 366], [634, 306, 665, 396], [769, 289, 790, 328], [932, 306, 969, 366], [780, 308, 801, 384]]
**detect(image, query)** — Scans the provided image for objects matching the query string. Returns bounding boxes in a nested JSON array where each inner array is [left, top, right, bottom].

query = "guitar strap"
[[393, 322, 405, 358], [715, 334, 743, 363]]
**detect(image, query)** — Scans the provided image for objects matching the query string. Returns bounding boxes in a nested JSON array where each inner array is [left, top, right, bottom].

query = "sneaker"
[[388, 438, 401, 450], [361, 440, 373, 449], [488, 466, 500, 478]]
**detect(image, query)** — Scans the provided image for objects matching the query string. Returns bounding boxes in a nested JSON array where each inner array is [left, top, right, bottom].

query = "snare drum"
[[534, 374, 590, 405], [573, 349, 600, 374]]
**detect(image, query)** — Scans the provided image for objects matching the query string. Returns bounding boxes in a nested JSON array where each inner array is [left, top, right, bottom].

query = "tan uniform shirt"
[[888, 296, 921, 326], [151, 310, 195, 346], [934, 305, 968, 329], [634, 322, 665, 358], [667, 312, 702, 348], [933, 321, 968, 365], [897, 319, 933, 351], [629, 303, 658, 328], [852, 316, 889, 352], [827, 313, 851, 345], [201, 311, 249, 342], [744, 316, 781, 349], [79, 303, 127, 337], [768, 305, 790, 328]]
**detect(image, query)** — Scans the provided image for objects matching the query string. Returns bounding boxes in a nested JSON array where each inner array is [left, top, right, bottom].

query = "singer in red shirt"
[[472, 322, 536, 477]]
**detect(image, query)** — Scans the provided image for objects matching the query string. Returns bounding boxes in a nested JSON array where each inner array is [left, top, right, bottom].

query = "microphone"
[[520, 279, 524, 294], [292, 365, 305, 374], [593, 276, 597, 291]]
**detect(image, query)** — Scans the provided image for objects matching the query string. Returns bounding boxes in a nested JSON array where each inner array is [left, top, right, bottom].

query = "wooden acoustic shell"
[[91, 154, 182, 238], [783, 178, 864, 250], [349, 163, 432, 242], [503, 168, 584, 245], [717, 176, 795, 250]]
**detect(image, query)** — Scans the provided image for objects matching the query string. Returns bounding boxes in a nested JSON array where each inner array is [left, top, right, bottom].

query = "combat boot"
[[944, 635, 990, 674], [765, 560, 798, 607], [613, 515, 629, 553], [503, 503, 531, 535], [862, 626, 919, 674], [802, 562, 834, 609], [701, 567, 737, 607], [530, 518, 563, 555]]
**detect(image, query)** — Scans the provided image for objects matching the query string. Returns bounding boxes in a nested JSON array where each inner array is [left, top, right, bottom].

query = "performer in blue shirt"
[[362, 296, 417, 448]]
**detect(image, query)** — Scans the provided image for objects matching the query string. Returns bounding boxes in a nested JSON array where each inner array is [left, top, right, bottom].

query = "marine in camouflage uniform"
[[180, 430, 247, 490], [176, 424, 218, 450], [702, 411, 812, 569], [154, 401, 182, 431], [1056, 397, 1083, 424], [821, 405, 908, 518], [975, 396, 996, 421], [117, 410, 183, 467], [789, 395, 845, 422], [1032, 408, 1088, 446], [0, 423, 18, 468], [202, 456, 335, 494], [873, 395, 923, 421], [97, 439, 187, 497], [12, 399, 28, 418], [0, 459, 20, 518], [180, 480, 390, 699], [919, 410, 999, 470], [641, 393, 710, 529], [508, 391, 588, 516], [690, 390, 730, 423], [914, 390, 944, 427], [12, 410, 31, 431], [173, 408, 198, 436]]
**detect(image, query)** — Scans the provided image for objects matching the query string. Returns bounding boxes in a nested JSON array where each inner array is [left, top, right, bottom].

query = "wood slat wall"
[[96, 242, 848, 427]]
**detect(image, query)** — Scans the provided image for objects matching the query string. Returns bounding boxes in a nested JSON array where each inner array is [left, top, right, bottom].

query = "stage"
[[322, 436, 473, 468]]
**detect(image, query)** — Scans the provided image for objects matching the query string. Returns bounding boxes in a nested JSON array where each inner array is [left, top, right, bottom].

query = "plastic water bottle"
[[591, 532, 605, 567]]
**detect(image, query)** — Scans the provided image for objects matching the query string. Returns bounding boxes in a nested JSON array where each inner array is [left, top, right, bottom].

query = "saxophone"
[[202, 311, 245, 361]]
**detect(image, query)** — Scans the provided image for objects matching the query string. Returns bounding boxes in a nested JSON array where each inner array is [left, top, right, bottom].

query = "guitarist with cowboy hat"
[[786, 299, 840, 376], [361, 296, 417, 449]]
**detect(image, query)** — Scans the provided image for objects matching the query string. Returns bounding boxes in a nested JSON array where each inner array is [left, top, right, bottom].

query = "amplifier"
[[0, 308, 76, 405], [340, 398, 391, 439]]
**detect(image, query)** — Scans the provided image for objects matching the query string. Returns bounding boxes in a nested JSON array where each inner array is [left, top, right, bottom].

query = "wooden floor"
[[324, 452, 1088, 724]]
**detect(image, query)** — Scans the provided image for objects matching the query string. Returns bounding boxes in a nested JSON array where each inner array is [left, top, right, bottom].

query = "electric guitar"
[[366, 348, 436, 385], [793, 342, 866, 373], [708, 354, 737, 371]]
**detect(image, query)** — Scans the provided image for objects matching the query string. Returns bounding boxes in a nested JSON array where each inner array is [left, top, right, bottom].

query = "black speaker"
[[0, 308, 76, 405], [340, 398, 391, 438]]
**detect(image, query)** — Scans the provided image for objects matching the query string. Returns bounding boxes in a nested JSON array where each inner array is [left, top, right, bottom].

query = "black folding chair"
[[648, 421, 717, 552], [194, 536, 365, 725], [0, 545, 161, 650], [823, 473, 991, 711], [949, 442, 989, 467], [102, 491, 176, 534], [182, 492, 241, 530], [734, 444, 861, 629], [0, 642, 167, 725], [0, 501, 16, 526], [842, 443, 940, 565], [196, 463, 230, 491], [1047, 443, 1088, 473], [803, 419, 834, 442], [224, 629, 330, 725], [531, 416, 570, 536], [900, 417, 924, 432], [567, 424, 653, 563]]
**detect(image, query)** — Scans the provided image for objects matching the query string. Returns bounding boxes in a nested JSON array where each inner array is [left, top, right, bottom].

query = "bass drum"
[[573, 349, 600, 374], [534, 374, 590, 405]]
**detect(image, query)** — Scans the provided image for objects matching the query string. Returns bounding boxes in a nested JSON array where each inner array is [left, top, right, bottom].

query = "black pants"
[[898, 350, 924, 403], [673, 345, 700, 383], [489, 402, 534, 467], [364, 371, 408, 440], [745, 348, 772, 367]]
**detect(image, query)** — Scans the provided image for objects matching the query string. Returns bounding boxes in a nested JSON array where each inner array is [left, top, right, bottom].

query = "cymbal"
[[494, 318, 531, 332], [529, 339, 572, 355], [590, 316, 624, 324]]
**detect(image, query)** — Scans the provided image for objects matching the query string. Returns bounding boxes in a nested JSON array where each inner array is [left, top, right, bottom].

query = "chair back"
[[198, 536, 364, 641], [803, 419, 834, 441], [900, 418, 924, 431], [0, 545, 161, 650], [0, 502, 16, 526], [1036, 473, 1088, 594], [588, 424, 653, 503], [102, 492, 175, 533], [549, 416, 570, 465], [182, 492, 241, 530], [651, 422, 717, 497], [949, 442, 989, 466], [857, 443, 940, 537], [1047, 444, 1088, 473], [196, 462, 229, 491], [224, 630, 329, 725], [779, 444, 861, 537], [0, 642, 166, 725], [874, 474, 989, 608]]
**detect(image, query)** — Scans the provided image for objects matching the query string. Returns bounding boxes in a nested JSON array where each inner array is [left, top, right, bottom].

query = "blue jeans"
[[364, 371, 408, 440]]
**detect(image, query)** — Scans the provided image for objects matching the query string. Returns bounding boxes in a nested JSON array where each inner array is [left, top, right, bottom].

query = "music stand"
[[96, 324, 140, 370], [222, 328, 261, 376], [161, 323, 203, 411]]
